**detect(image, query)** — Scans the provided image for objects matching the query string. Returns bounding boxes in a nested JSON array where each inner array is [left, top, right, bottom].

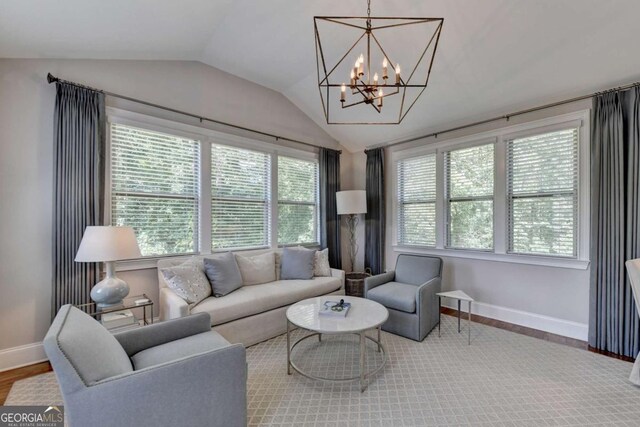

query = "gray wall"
[[0, 58, 346, 357], [350, 99, 592, 331]]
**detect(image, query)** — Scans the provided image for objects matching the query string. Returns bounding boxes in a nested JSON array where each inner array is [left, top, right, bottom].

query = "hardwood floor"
[[440, 307, 588, 349], [0, 361, 52, 405]]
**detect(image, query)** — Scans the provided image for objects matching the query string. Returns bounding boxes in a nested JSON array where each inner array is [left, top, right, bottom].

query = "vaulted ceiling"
[[2, 0, 640, 152]]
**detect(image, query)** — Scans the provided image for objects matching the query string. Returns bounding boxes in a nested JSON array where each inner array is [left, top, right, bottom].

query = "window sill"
[[115, 255, 194, 272], [115, 244, 324, 272], [392, 245, 590, 270]]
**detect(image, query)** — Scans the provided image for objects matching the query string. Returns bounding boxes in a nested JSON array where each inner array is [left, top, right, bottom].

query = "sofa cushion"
[[235, 252, 276, 285], [55, 306, 133, 385], [367, 282, 417, 313], [204, 252, 243, 297], [280, 246, 315, 280], [314, 249, 331, 277], [161, 259, 212, 305], [131, 330, 230, 370], [191, 277, 342, 326]]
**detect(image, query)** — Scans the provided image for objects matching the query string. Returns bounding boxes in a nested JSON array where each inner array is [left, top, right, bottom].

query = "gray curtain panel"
[[589, 87, 640, 358], [319, 148, 342, 269], [52, 83, 106, 318], [365, 148, 385, 275]]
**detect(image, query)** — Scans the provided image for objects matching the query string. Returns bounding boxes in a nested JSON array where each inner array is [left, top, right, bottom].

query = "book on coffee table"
[[319, 300, 351, 317]]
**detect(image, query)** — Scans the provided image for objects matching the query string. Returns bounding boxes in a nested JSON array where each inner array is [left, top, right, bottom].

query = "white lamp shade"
[[75, 226, 142, 262], [336, 190, 367, 215]]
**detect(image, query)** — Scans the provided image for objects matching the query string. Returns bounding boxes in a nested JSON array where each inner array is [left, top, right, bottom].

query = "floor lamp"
[[336, 190, 367, 272]]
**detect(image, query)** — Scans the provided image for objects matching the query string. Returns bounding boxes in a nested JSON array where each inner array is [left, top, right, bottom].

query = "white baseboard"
[[441, 299, 588, 341], [0, 342, 47, 372], [0, 316, 162, 372]]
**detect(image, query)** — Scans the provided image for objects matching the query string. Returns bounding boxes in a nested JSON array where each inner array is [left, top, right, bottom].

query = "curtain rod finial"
[[47, 73, 57, 84]]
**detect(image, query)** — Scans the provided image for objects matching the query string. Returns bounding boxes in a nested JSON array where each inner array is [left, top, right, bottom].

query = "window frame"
[[276, 155, 320, 247], [444, 141, 496, 251], [504, 122, 581, 258], [105, 108, 321, 271], [391, 110, 590, 270], [396, 152, 438, 248], [210, 143, 272, 252]]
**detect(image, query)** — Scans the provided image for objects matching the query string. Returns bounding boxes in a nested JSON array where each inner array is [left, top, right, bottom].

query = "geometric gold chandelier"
[[314, 0, 444, 124]]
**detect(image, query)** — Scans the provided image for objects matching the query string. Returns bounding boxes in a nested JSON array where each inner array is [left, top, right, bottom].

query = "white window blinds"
[[445, 143, 494, 250], [507, 128, 578, 257], [211, 144, 271, 250], [110, 123, 200, 256], [397, 153, 437, 246], [277, 156, 319, 245]]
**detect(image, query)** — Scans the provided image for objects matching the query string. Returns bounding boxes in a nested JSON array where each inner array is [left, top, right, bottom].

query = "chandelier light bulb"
[[340, 83, 346, 102], [382, 58, 388, 80], [395, 64, 401, 85], [383, 58, 388, 67], [373, 73, 379, 86], [377, 88, 383, 107]]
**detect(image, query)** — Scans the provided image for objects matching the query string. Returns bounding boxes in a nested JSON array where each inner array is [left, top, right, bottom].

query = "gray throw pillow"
[[280, 247, 316, 280], [204, 252, 243, 297]]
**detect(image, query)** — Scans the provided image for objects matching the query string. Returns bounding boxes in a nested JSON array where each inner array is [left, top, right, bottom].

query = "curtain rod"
[[46, 73, 341, 154], [378, 80, 640, 150]]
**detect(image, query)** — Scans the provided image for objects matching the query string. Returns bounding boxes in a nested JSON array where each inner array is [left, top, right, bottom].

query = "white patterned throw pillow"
[[314, 248, 332, 277], [161, 260, 212, 305]]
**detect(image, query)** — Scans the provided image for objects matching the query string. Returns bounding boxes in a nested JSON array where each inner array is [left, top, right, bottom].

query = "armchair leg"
[[438, 296, 441, 337]]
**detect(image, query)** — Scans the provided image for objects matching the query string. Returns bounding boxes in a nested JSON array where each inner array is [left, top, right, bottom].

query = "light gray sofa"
[[44, 305, 247, 427], [159, 249, 345, 346], [365, 254, 442, 342]]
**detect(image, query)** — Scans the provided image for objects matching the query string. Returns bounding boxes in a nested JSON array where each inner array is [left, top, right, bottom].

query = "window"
[[211, 144, 271, 250], [392, 110, 589, 268], [110, 123, 200, 256], [277, 156, 319, 245], [507, 128, 578, 257], [445, 143, 494, 250], [108, 111, 328, 266], [397, 153, 437, 246]]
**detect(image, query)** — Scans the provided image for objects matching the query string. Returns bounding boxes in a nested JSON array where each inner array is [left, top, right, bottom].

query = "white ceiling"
[[2, 0, 640, 152]]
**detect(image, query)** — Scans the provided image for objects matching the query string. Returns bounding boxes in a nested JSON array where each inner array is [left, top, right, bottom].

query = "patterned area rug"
[[6, 315, 640, 426]]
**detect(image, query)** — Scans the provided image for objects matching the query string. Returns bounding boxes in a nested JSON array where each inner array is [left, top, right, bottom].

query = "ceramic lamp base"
[[90, 261, 130, 308]]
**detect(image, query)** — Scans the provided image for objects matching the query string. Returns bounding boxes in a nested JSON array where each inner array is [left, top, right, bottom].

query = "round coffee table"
[[286, 296, 389, 392]]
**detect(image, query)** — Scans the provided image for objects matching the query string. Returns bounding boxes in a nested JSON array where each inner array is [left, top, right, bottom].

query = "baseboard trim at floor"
[[440, 299, 588, 341], [0, 343, 47, 373]]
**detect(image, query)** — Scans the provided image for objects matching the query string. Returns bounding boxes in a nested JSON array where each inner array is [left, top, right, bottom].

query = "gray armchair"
[[364, 254, 442, 341], [44, 305, 247, 427]]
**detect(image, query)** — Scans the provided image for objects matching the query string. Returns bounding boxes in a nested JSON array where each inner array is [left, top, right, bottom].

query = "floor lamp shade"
[[75, 226, 141, 307], [336, 190, 367, 215]]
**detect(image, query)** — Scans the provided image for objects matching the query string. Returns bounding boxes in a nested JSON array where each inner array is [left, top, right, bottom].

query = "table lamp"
[[336, 190, 367, 272], [75, 226, 142, 308]]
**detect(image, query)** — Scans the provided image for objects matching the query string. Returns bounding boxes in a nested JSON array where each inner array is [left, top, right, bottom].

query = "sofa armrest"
[[331, 268, 345, 290], [364, 270, 395, 296], [114, 313, 211, 356], [159, 287, 189, 321], [72, 344, 247, 427]]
